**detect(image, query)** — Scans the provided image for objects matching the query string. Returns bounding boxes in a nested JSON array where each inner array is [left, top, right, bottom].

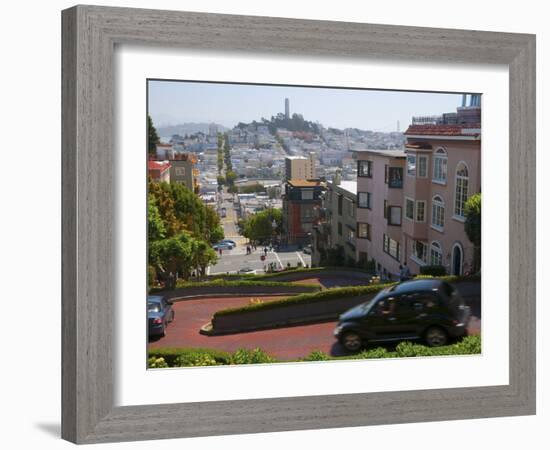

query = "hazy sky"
[[148, 80, 467, 132]]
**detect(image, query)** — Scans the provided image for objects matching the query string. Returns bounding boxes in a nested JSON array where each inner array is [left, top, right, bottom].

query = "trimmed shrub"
[[303, 350, 330, 361], [174, 352, 219, 367], [213, 283, 395, 318], [174, 279, 318, 289], [231, 348, 275, 364], [147, 356, 169, 368], [148, 347, 232, 366], [419, 265, 447, 276]]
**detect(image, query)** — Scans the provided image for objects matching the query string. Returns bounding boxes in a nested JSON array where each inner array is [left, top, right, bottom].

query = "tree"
[[242, 208, 282, 244], [147, 115, 160, 156], [464, 193, 481, 272], [147, 195, 166, 241]]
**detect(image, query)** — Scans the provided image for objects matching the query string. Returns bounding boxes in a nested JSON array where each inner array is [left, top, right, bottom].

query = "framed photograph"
[[62, 5, 535, 444]]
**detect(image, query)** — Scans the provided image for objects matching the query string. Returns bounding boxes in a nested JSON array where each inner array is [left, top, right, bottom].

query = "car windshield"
[[147, 302, 161, 313]]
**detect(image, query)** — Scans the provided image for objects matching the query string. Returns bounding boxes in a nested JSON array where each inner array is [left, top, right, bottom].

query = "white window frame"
[[432, 147, 448, 185], [417, 155, 428, 178], [405, 197, 415, 221], [406, 154, 416, 177], [430, 241, 443, 266], [411, 240, 428, 266], [453, 161, 469, 221], [431, 195, 445, 232], [415, 200, 426, 222]]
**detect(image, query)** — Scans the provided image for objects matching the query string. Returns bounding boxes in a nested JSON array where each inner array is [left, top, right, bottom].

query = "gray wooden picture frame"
[[61, 5, 536, 444]]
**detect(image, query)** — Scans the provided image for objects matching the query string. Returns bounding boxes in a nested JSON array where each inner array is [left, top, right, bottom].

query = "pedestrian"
[[399, 263, 411, 281], [264, 247, 268, 256], [219, 248, 222, 256]]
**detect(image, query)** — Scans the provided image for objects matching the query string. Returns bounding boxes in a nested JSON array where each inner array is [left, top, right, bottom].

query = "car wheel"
[[170, 311, 175, 322], [342, 331, 362, 352], [424, 326, 448, 347], [160, 323, 167, 337]]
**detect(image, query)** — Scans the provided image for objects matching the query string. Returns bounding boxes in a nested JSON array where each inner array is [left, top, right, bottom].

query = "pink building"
[[402, 120, 480, 276], [354, 99, 481, 277], [354, 149, 406, 277]]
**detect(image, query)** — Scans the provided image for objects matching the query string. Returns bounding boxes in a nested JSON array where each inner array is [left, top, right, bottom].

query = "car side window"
[[373, 297, 397, 316], [409, 293, 438, 311]]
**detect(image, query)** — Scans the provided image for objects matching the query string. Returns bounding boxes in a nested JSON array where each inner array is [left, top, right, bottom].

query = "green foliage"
[[303, 351, 330, 361], [214, 283, 395, 318], [356, 347, 394, 359], [231, 348, 275, 364], [147, 195, 166, 241], [147, 356, 169, 368], [241, 208, 282, 244], [419, 265, 447, 276], [147, 115, 160, 155], [464, 193, 481, 272], [148, 180, 224, 244], [149, 348, 233, 366], [148, 336, 481, 368], [212, 273, 481, 318], [395, 335, 482, 357], [464, 193, 481, 246], [239, 183, 266, 194], [174, 352, 220, 367], [174, 279, 319, 290]]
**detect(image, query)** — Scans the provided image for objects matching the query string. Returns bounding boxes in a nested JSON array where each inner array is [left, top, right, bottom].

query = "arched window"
[[454, 162, 469, 218], [430, 241, 443, 266], [431, 195, 445, 230], [432, 147, 448, 183]]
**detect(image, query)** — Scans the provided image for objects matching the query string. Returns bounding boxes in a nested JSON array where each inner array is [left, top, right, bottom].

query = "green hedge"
[[174, 279, 319, 289], [148, 336, 481, 367], [148, 347, 233, 366], [212, 274, 481, 318], [148, 347, 274, 367], [302, 335, 481, 361], [213, 283, 395, 318]]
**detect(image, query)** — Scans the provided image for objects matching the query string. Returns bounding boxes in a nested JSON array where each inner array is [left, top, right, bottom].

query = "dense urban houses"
[[312, 173, 357, 266], [282, 179, 325, 246], [151, 143, 200, 193], [147, 160, 171, 183]]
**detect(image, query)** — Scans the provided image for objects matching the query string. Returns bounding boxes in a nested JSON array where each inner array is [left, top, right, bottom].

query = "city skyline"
[[148, 80, 469, 133]]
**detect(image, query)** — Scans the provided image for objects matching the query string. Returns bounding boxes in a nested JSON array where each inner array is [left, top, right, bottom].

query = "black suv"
[[334, 279, 471, 351]]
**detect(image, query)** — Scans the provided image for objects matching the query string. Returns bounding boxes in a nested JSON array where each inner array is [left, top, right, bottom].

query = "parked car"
[[238, 267, 257, 275], [213, 241, 234, 250], [221, 239, 237, 247], [334, 279, 470, 351], [147, 295, 175, 338]]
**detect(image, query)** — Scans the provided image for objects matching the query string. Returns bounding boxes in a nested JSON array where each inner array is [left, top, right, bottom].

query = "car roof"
[[385, 279, 447, 296], [147, 295, 165, 303]]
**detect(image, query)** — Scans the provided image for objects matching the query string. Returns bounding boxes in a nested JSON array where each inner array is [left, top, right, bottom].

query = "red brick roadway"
[[148, 288, 481, 361]]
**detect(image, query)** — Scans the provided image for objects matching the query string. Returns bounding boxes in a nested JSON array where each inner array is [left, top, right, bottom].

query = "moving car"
[[221, 239, 237, 247], [213, 241, 234, 250], [303, 245, 312, 255], [334, 279, 470, 351], [147, 295, 175, 338], [238, 267, 257, 275]]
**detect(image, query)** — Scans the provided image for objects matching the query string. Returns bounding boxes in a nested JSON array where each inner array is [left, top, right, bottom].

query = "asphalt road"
[[148, 294, 481, 361], [210, 197, 311, 274]]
